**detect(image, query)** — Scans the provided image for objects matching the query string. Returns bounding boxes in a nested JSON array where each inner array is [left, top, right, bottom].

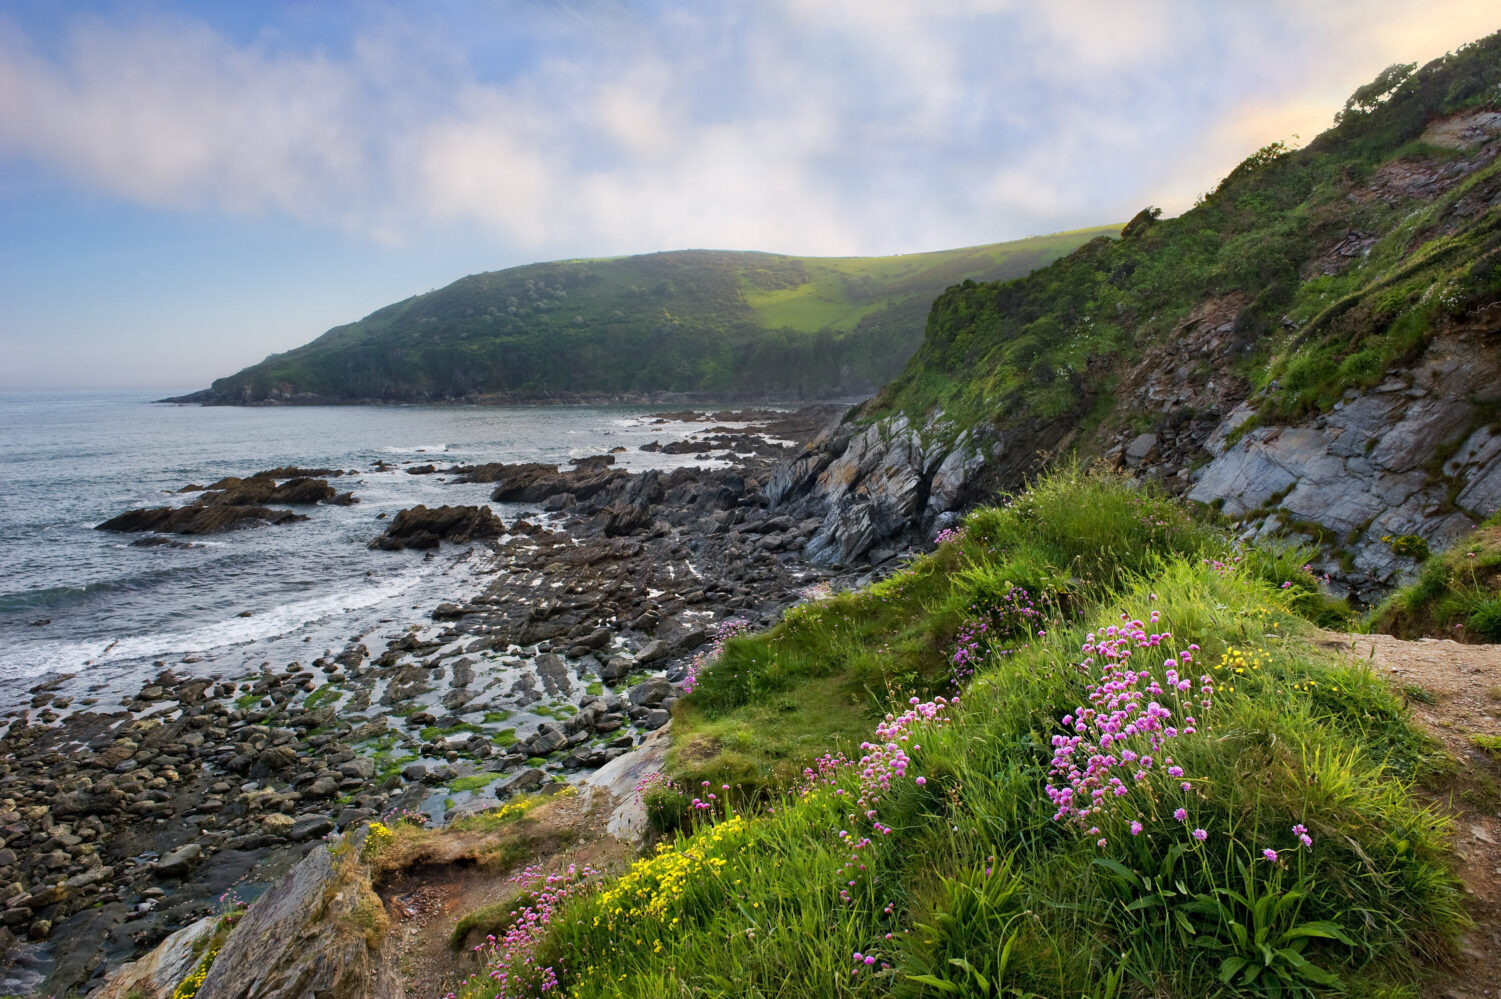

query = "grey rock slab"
[[288, 814, 334, 841], [87, 913, 217, 999], [195, 844, 398, 999]]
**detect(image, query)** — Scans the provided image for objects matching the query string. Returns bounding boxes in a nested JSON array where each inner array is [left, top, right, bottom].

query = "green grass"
[[672, 465, 1347, 796], [483, 710, 513, 724], [1469, 733, 1501, 758], [1369, 521, 1501, 641], [420, 722, 484, 742], [454, 470, 1463, 999]]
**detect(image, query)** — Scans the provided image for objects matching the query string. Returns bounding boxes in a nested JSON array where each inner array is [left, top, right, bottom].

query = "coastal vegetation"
[[872, 32, 1501, 440], [453, 470, 1464, 997], [1371, 513, 1501, 641], [182, 232, 1113, 403]]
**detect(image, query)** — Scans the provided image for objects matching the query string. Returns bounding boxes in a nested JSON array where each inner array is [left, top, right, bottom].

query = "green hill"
[[179, 231, 1115, 404]]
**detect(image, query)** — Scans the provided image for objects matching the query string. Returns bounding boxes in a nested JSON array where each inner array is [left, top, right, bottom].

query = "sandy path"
[[1319, 632, 1501, 999]]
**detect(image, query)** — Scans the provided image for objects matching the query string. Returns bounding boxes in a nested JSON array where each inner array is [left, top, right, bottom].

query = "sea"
[[0, 390, 745, 712]]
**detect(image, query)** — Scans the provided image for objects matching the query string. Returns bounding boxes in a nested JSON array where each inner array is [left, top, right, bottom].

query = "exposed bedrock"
[[1187, 330, 1501, 600]]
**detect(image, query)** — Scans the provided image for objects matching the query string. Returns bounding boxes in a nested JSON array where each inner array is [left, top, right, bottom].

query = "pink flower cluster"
[[933, 525, 968, 545], [801, 696, 956, 902], [1044, 612, 1213, 842], [459, 863, 600, 999], [682, 617, 750, 694]]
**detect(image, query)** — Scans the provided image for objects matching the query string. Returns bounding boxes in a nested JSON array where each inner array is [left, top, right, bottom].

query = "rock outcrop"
[[1187, 328, 1501, 601], [87, 916, 217, 999], [767, 413, 994, 565], [196, 845, 398, 999], [368, 504, 506, 550], [97, 505, 307, 534], [96, 469, 351, 535]]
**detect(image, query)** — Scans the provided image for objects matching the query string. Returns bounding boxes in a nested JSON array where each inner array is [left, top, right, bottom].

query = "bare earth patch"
[[1319, 632, 1501, 999]]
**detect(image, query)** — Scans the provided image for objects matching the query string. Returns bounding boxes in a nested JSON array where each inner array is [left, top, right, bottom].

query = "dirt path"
[[379, 789, 635, 998], [1319, 632, 1501, 999]]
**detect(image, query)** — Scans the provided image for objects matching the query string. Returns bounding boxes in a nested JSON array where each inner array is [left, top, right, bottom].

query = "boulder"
[[628, 677, 676, 708], [152, 843, 202, 879], [289, 814, 334, 841]]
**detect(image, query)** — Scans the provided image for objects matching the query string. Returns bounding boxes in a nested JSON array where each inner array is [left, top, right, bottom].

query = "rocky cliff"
[[777, 39, 1501, 597]]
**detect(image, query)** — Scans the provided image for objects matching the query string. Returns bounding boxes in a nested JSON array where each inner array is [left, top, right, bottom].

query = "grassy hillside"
[[186, 230, 1113, 403], [452, 470, 1465, 998], [872, 32, 1501, 437]]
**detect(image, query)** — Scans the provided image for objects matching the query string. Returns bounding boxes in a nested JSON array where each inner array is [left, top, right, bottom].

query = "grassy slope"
[[200, 230, 1115, 402], [1371, 513, 1501, 641], [458, 470, 1464, 998], [871, 33, 1501, 438]]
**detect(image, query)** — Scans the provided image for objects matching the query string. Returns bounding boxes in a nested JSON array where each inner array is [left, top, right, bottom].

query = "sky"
[[0, 1, 1495, 391]]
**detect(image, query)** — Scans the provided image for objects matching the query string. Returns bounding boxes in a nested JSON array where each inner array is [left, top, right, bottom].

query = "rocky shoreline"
[[0, 403, 954, 996]]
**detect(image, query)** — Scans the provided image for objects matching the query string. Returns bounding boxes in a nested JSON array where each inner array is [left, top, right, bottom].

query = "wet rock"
[[368, 504, 505, 551], [152, 843, 202, 879], [97, 505, 308, 535]]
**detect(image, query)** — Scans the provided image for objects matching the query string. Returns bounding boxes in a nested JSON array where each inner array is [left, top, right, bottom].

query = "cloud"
[[0, 2, 1496, 257]]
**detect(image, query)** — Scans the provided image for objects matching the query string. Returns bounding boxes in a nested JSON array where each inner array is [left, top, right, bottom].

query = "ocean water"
[[0, 391, 738, 709]]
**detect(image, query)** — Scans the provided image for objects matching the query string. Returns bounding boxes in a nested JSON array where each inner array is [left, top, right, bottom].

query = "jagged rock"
[[529, 724, 569, 755], [628, 677, 675, 708], [498, 768, 546, 797], [97, 505, 307, 535], [368, 504, 505, 550], [634, 640, 668, 665], [1124, 433, 1159, 467], [1187, 331, 1501, 591], [195, 845, 398, 999]]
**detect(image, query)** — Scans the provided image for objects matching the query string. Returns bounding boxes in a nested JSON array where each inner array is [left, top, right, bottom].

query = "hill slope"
[[177, 231, 1114, 404], [775, 31, 1501, 600]]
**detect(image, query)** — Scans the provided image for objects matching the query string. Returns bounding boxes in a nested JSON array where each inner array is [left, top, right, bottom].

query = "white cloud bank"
[[0, 1, 1496, 256]]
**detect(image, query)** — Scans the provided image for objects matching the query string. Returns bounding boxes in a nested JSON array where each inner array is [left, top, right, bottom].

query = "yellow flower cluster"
[[593, 817, 747, 927], [171, 946, 220, 999], [362, 821, 394, 859]]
